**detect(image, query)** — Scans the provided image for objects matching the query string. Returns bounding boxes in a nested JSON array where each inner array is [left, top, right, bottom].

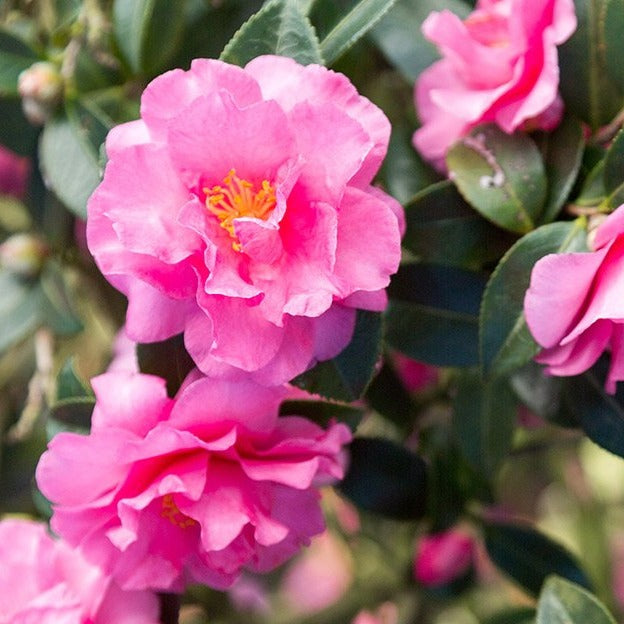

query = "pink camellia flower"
[[0, 144, 29, 198], [0, 517, 158, 623], [414, 529, 474, 587], [413, 0, 576, 168], [36, 371, 352, 593], [525, 207, 624, 393], [87, 55, 403, 385]]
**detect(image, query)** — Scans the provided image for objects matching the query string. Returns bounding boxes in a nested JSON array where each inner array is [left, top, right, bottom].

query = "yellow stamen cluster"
[[161, 494, 196, 529], [204, 169, 276, 252]]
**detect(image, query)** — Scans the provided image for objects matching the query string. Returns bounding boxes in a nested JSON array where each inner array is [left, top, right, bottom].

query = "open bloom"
[[524, 207, 624, 393], [36, 371, 351, 593], [0, 518, 158, 624], [413, 0, 576, 167], [87, 55, 403, 385]]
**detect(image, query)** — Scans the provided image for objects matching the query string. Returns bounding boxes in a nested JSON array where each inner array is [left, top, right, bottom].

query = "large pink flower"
[[524, 207, 624, 393], [87, 55, 403, 385], [413, 0, 576, 167], [0, 518, 158, 624], [36, 371, 352, 593]]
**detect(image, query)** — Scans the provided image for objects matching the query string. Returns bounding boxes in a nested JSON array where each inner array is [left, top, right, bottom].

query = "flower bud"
[[413, 529, 474, 587], [0, 233, 49, 277], [17, 62, 63, 125]]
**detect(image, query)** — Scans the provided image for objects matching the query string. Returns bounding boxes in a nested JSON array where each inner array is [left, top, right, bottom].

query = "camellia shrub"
[[3, 0, 624, 623]]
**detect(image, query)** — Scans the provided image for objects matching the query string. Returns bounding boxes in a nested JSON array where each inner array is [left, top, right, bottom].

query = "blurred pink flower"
[[0, 517, 158, 624], [414, 529, 474, 587], [352, 603, 398, 624], [392, 352, 439, 393], [413, 0, 576, 168], [0, 144, 29, 198], [525, 206, 624, 393], [37, 371, 351, 593], [87, 56, 403, 385], [282, 531, 353, 613]]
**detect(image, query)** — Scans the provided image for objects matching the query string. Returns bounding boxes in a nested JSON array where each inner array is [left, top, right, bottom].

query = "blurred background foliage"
[[2, 0, 624, 622]]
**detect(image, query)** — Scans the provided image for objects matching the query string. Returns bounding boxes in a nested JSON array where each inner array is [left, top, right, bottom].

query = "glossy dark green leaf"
[[113, 0, 186, 76], [220, 0, 323, 66], [604, 0, 624, 93], [365, 360, 414, 430], [560, 355, 624, 457], [537, 116, 585, 223], [480, 219, 588, 378], [536, 576, 616, 624], [559, 0, 624, 129], [137, 333, 195, 397], [403, 180, 513, 270], [338, 437, 427, 519], [371, 0, 470, 82], [447, 125, 547, 234], [0, 29, 38, 96], [293, 311, 382, 402], [319, 0, 397, 64], [385, 263, 487, 367], [453, 370, 516, 478], [484, 521, 592, 597], [279, 399, 364, 431]]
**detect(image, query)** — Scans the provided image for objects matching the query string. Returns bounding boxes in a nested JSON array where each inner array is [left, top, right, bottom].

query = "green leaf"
[[559, 0, 624, 129], [447, 124, 547, 234], [113, 0, 186, 76], [338, 437, 427, 520], [403, 180, 513, 270], [365, 360, 414, 430], [536, 576, 616, 624], [379, 122, 440, 205], [39, 260, 83, 336], [604, 0, 624, 93], [220, 0, 323, 67], [484, 521, 592, 597], [510, 361, 564, 423], [575, 159, 606, 206], [482, 608, 536, 624], [371, 0, 470, 82], [560, 355, 624, 457], [0, 270, 43, 353], [39, 102, 110, 218], [480, 219, 588, 378], [537, 116, 585, 223], [385, 263, 487, 367], [0, 29, 38, 96], [293, 310, 382, 402], [47, 397, 95, 439], [453, 370, 516, 478], [279, 399, 364, 431], [0, 97, 38, 156], [137, 333, 195, 397], [56, 358, 92, 401], [319, 0, 397, 65], [604, 128, 624, 194]]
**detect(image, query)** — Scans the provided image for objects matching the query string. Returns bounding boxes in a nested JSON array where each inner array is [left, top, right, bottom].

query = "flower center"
[[204, 169, 276, 251], [161, 494, 196, 529]]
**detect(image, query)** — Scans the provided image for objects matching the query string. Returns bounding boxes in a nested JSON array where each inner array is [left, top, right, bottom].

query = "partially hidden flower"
[[525, 207, 624, 393], [87, 55, 403, 385], [0, 517, 159, 624], [413, 0, 576, 168], [413, 529, 475, 587], [0, 144, 29, 198], [36, 371, 352, 593]]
